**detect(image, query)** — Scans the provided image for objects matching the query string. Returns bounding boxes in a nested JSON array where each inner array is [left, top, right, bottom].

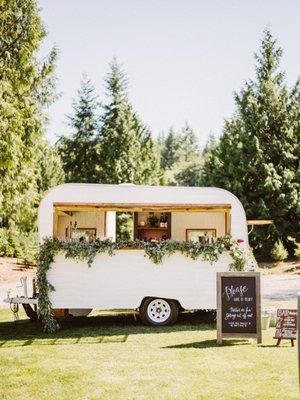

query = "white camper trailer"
[[5, 184, 253, 326]]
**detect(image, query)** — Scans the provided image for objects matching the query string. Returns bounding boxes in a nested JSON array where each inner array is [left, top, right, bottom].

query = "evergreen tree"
[[95, 59, 160, 240], [36, 139, 65, 195], [175, 163, 202, 187], [96, 59, 159, 184], [57, 75, 100, 182], [201, 30, 300, 256], [156, 131, 166, 155], [160, 124, 202, 186], [178, 123, 200, 163], [202, 133, 217, 156], [160, 128, 181, 170], [0, 0, 59, 233]]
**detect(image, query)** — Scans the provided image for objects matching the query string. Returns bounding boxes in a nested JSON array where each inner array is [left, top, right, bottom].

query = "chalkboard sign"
[[274, 309, 297, 346], [217, 272, 261, 345]]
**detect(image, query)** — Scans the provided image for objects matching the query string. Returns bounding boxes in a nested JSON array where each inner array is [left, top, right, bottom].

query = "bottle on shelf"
[[148, 212, 158, 227], [159, 213, 165, 228], [164, 213, 168, 228]]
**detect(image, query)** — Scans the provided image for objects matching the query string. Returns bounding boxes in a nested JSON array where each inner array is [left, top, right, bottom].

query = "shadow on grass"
[[0, 310, 216, 347], [259, 343, 294, 348], [163, 339, 249, 349]]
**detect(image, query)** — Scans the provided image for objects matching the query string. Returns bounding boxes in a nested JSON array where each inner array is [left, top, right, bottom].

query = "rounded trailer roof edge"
[[38, 183, 247, 215], [39, 183, 245, 202]]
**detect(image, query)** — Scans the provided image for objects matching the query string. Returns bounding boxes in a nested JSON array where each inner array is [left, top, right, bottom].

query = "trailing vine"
[[37, 235, 248, 333]]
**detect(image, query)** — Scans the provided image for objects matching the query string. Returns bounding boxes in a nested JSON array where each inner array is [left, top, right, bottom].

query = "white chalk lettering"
[[223, 285, 248, 301]]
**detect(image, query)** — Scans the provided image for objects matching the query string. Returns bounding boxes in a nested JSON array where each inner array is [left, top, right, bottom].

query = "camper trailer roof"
[[38, 183, 248, 244]]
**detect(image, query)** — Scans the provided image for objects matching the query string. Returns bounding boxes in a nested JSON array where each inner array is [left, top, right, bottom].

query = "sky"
[[38, 0, 300, 146]]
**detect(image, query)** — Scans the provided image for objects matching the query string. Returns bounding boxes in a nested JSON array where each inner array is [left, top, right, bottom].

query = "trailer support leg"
[[22, 304, 38, 322]]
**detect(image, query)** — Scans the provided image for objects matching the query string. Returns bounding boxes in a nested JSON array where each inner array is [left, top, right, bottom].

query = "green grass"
[[0, 309, 298, 400]]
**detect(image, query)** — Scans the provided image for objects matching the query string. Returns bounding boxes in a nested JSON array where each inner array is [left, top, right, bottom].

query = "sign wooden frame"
[[217, 272, 262, 345], [274, 308, 297, 346]]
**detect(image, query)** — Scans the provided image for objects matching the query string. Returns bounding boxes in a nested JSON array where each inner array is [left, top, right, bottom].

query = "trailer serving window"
[[53, 203, 231, 242]]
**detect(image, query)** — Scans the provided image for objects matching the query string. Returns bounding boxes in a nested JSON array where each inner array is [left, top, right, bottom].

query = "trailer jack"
[[4, 277, 38, 322]]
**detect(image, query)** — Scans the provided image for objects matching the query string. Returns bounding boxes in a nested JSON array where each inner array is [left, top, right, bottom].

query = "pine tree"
[[201, 30, 300, 256], [174, 163, 202, 187], [202, 133, 217, 156], [160, 128, 181, 170], [57, 75, 100, 182], [178, 123, 200, 163], [157, 131, 166, 154], [95, 59, 160, 240], [35, 139, 65, 195], [160, 124, 202, 186], [0, 0, 59, 233], [96, 59, 159, 184], [0, 0, 63, 258]]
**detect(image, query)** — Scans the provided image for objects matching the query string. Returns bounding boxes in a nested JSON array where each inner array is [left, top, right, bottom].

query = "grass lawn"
[[0, 309, 298, 400]]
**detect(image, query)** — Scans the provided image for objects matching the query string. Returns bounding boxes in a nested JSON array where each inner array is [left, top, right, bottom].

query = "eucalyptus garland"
[[37, 235, 247, 333]]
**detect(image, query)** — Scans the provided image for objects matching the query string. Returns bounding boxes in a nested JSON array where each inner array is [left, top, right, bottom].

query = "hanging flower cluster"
[[37, 235, 248, 333]]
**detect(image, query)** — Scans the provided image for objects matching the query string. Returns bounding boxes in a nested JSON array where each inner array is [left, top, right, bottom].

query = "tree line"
[[57, 62, 204, 187], [0, 1, 299, 260]]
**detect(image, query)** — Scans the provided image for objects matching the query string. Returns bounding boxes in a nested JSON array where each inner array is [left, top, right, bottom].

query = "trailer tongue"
[[3, 276, 38, 321]]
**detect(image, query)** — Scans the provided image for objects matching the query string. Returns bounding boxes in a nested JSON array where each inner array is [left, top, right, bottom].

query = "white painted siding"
[[48, 250, 232, 310]]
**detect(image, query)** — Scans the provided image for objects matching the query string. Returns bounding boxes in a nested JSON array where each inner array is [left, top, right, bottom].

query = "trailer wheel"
[[139, 298, 179, 326]]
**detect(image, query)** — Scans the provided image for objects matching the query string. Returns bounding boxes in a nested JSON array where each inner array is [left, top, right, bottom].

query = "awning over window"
[[247, 220, 273, 225], [54, 203, 232, 212]]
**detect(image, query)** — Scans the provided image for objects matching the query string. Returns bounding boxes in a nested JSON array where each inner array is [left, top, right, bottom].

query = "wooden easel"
[[275, 338, 295, 347], [274, 309, 297, 348]]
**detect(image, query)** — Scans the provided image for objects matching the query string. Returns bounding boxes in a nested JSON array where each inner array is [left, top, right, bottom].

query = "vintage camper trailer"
[[5, 184, 252, 327]]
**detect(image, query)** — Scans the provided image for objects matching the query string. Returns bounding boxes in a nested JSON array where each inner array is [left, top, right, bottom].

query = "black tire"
[[139, 297, 179, 326]]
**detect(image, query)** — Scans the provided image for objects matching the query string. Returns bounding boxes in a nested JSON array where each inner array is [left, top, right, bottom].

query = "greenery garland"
[[37, 235, 248, 333]]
